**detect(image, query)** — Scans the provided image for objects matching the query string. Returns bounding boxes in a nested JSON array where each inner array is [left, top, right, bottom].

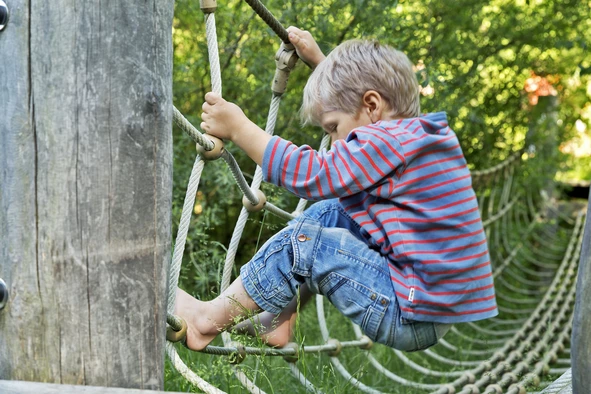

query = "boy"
[[174, 26, 498, 352]]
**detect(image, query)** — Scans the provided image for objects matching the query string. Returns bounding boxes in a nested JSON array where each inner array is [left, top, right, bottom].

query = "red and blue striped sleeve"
[[262, 127, 406, 201]]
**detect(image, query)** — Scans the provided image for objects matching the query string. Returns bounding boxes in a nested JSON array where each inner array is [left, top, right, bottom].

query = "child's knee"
[[240, 230, 300, 314]]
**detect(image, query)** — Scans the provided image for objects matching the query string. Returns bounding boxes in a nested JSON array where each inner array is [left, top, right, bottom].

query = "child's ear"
[[362, 90, 384, 121]]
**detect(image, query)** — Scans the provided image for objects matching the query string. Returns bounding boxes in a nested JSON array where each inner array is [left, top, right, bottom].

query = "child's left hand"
[[201, 92, 249, 142]]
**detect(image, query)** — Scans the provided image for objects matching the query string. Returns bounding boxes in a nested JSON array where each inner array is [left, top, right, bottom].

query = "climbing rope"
[[165, 1, 587, 393]]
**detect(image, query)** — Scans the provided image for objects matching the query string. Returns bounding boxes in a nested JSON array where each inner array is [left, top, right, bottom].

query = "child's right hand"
[[201, 92, 271, 166], [287, 26, 326, 69], [201, 92, 251, 142]]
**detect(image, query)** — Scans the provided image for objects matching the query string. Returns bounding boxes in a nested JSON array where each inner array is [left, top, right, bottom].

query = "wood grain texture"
[[0, 380, 187, 394], [0, 1, 173, 390], [572, 196, 591, 394]]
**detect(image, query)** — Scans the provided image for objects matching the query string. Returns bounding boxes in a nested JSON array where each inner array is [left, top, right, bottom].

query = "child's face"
[[320, 110, 372, 146]]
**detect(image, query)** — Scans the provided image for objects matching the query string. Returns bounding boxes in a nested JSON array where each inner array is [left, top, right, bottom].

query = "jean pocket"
[[319, 272, 386, 342]]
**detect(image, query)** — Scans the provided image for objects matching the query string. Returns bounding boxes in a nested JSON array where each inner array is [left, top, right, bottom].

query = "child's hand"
[[200, 92, 249, 141], [287, 26, 326, 69], [201, 92, 270, 166]]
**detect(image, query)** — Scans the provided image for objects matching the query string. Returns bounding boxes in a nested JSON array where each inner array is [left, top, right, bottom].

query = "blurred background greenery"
[[167, 1, 590, 392], [171, 0, 590, 297]]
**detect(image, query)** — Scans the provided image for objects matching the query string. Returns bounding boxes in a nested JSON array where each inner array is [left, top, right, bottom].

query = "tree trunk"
[[572, 195, 591, 394], [0, 1, 173, 390]]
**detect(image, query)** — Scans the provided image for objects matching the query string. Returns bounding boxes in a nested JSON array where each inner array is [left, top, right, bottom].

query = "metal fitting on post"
[[0, 1, 8, 32], [272, 42, 299, 96], [196, 135, 224, 161], [0, 278, 8, 311], [242, 189, 267, 212], [200, 0, 217, 13]]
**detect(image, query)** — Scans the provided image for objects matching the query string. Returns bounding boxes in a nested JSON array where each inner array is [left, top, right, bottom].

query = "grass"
[[163, 293, 501, 393], [164, 156, 579, 393]]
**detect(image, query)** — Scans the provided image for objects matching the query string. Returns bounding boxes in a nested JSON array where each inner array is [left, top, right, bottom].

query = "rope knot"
[[282, 342, 300, 363], [196, 135, 224, 161]]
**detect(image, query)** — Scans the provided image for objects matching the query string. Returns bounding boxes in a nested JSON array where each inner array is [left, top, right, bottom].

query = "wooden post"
[[0, 1, 173, 390], [572, 195, 591, 394]]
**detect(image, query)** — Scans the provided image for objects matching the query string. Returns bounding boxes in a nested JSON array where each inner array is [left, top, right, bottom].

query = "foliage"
[[171, 0, 590, 289], [167, 0, 590, 391]]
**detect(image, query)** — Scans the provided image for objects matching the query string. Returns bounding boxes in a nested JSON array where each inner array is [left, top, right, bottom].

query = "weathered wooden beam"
[[0, 1, 173, 390], [0, 380, 186, 394], [572, 193, 591, 394]]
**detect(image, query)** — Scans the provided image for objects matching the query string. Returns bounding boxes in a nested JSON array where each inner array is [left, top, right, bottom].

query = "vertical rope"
[[205, 14, 222, 95], [167, 157, 205, 314]]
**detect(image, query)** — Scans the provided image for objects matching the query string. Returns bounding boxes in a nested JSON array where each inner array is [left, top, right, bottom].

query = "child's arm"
[[202, 93, 405, 201], [286, 26, 326, 69], [201, 92, 271, 166]]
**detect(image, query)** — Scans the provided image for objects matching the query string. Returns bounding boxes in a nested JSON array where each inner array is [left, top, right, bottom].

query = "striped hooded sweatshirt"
[[262, 112, 498, 323]]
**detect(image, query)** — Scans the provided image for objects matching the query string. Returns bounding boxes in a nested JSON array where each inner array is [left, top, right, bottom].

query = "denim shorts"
[[240, 200, 450, 351]]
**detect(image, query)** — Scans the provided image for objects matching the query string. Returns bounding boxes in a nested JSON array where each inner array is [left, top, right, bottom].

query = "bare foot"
[[233, 309, 297, 348], [174, 288, 219, 351]]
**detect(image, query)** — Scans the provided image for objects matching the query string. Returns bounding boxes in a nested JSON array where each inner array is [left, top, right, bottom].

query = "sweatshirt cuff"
[[262, 136, 291, 186]]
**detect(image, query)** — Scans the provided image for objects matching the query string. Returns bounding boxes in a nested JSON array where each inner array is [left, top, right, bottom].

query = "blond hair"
[[300, 39, 420, 126]]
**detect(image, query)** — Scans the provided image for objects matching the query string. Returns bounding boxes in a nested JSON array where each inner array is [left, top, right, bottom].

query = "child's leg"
[[231, 200, 356, 346], [232, 200, 356, 346], [232, 284, 313, 347], [175, 223, 306, 351], [175, 200, 357, 350], [174, 276, 261, 351]]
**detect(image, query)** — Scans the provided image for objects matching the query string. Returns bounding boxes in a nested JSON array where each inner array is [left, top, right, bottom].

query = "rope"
[[173, 106, 215, 151], [168, 105, 583, 394], [219, 94, 283, 294], [167, 156, 205, 315], [166, 343, 225, 394], [205, 14, 222, 95], [430, 213, 585, 394], [242, 0, 289, 43], [164, 1, 587, 393]]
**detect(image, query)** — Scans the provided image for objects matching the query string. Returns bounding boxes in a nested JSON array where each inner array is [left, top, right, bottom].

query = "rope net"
[[166, 1, 586, 393]]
